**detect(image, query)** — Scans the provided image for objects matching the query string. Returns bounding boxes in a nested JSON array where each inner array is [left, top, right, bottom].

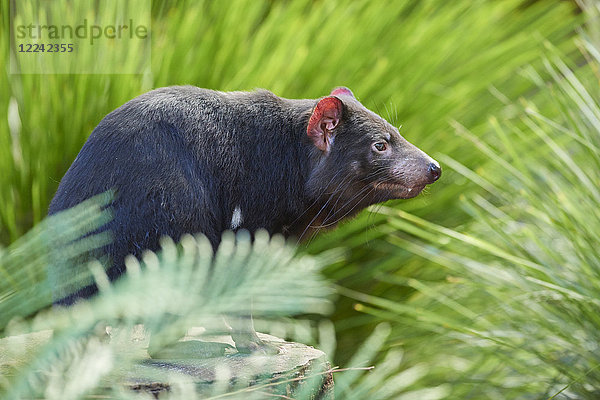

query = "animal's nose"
[[428, 162, 441, 183]]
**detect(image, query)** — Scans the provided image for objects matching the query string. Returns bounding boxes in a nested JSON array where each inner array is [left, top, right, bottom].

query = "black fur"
[[49, 86, 439, 303]]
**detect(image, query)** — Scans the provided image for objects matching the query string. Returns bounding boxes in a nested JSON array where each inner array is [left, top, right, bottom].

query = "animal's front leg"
[[226, 314, 281, 355], [147, 313, 188, 358]]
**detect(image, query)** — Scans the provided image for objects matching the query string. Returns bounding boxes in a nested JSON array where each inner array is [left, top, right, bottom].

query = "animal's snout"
[[427, 162, 441, 183]]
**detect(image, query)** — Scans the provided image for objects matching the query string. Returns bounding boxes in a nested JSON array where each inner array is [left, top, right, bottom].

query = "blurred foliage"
[[0, 193, 112, 329], [3, 0, 600, 398], [0, 204, 337, 398]]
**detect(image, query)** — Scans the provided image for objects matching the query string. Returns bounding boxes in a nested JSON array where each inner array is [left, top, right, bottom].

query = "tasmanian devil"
[[49, 86, 441, 352]]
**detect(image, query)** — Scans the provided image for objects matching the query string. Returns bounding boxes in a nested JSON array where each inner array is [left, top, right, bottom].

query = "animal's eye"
[[373, 142, 387, 152]]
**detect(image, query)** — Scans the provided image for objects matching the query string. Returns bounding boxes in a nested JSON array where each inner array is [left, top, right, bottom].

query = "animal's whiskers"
[[297, 174, 354, 240]]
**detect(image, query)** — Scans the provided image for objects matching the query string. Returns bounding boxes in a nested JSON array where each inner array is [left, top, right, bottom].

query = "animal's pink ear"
[[330, 87, 354, 98], [307, 96, 343, 152]]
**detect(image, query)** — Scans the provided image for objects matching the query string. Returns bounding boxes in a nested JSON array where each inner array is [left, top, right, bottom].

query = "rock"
[[124, 329, 334, 399], [0, 327, 333, 399]]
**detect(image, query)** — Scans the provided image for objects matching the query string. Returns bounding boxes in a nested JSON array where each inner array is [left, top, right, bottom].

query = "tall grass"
[[340, 10, 600, 397], [0, 0, 578, 243]]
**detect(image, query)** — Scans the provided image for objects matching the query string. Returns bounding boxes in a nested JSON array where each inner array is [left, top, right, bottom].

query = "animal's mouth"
[[372, 181, 426, 199]]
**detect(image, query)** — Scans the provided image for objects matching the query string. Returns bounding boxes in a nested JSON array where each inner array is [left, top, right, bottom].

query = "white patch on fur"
[[230, 206, 243, 230]]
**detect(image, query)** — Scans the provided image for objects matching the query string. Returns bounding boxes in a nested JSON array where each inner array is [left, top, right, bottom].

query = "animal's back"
[[49, 86, 306, 302]]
